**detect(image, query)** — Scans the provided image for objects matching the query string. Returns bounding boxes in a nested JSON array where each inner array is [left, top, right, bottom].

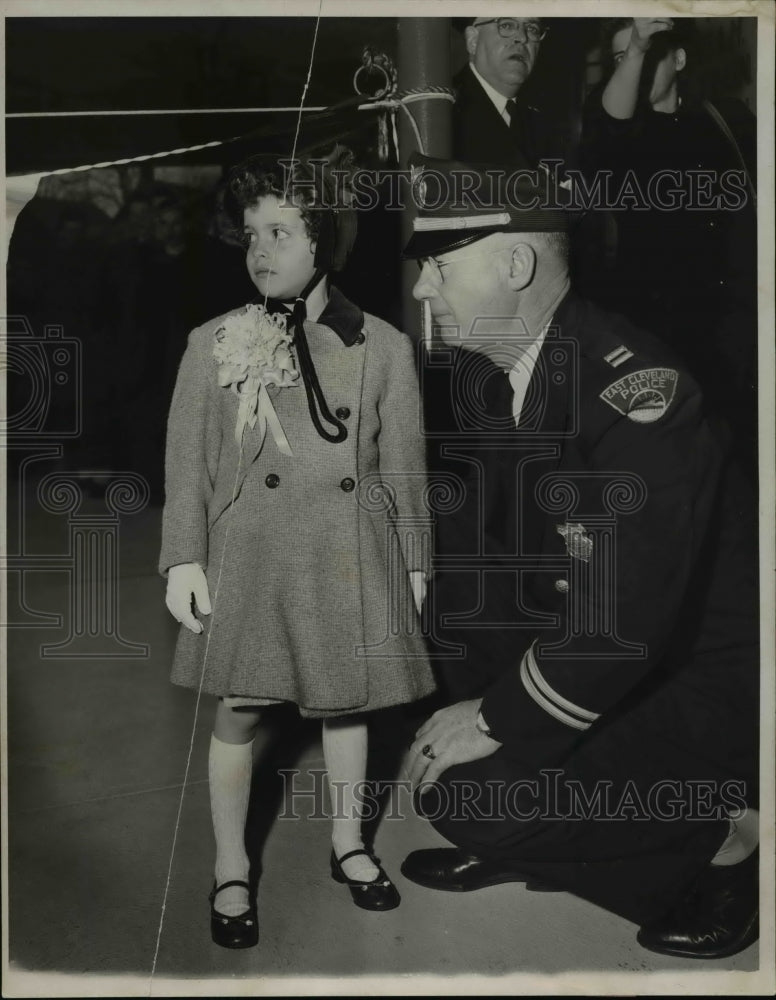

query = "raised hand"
[[630, 18, 674, 52]]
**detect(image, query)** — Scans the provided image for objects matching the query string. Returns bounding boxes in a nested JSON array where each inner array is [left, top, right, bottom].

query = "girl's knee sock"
[[209, 733, 253, 915], [322, 718, 379, 882]]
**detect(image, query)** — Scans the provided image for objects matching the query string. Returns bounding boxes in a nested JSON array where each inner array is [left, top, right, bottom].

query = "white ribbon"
[[235, 377, 294, 457]]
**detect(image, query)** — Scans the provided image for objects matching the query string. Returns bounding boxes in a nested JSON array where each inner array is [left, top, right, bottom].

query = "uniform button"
[[335, 406, 351, 420], [554, 579, 569, 593], [340, 477, 355, 492], [355, 332, 366, 345], [265, 474, 280, 489]]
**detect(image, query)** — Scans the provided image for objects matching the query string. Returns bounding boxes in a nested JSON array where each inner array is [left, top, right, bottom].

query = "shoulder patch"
[[600, 368, 679, 424]]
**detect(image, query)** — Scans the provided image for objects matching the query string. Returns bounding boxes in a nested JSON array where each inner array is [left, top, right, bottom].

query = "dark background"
[[5, 15, 757, 496], [6, 16, 601, 174]]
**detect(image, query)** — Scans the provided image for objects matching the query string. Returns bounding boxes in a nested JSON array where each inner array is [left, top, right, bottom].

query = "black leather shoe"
[[330, 849, 400, 911], [637, 849, 759, 959], [209, 879, 259, 949], [400, 847, 557, 893]]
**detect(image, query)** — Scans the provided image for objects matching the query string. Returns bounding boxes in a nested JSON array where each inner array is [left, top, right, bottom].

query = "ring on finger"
[[421, 743, 436, 760]]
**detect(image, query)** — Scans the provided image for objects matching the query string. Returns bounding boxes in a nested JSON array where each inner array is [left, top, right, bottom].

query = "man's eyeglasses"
[[416, 245, 512, 283], [474, 18, 548, 43], [417, 256, 451, 282]]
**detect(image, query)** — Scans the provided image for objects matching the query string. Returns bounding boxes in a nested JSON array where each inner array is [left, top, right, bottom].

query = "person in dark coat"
[[160, 149, 435, 948], [451, 16, 555, 167], [579, 17, 757, 476], [400, 153, 759, 960]]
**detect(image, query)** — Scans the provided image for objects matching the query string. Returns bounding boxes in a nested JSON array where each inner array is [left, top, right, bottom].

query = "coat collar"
[[254, 283, 364, 347]]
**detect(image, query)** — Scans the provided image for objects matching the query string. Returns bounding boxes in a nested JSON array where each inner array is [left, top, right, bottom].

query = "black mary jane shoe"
[[209, 879, 259, 949], [330, 848, 401, 911]]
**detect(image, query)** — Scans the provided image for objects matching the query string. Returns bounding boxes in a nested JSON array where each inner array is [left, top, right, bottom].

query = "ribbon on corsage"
[[213, 304, 299, 454]]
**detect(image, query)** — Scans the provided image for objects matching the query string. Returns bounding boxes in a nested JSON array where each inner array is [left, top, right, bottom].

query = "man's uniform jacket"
[[425, 292, 759, 786], [420, 292, 758, 922]]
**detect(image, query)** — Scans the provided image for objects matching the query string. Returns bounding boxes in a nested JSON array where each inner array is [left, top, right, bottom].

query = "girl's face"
[[243, 195, 317, 300]]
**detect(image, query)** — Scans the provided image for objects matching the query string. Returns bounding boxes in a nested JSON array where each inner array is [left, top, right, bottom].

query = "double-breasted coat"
[[159, 287, 435, 717]]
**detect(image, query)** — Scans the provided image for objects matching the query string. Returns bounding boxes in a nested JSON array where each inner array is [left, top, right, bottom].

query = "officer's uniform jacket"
[[428, 292, 759, 770]]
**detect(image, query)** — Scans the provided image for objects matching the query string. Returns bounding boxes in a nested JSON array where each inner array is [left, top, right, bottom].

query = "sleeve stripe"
[[519, 642, 601, 731]]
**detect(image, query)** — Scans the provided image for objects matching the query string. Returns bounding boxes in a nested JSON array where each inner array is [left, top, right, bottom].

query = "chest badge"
[[556, 522, 593, 563], [600, 368, 679, 423]]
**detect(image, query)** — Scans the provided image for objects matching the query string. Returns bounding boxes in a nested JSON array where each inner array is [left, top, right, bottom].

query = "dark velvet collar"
[[315, 285, 365, 347], [253, 283, 364, 347]]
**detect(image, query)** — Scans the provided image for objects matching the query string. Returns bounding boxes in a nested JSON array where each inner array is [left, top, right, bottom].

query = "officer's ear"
[[674, 47, 687, 72], [464, 24, 480, 58], [507, 243, 536, 290]]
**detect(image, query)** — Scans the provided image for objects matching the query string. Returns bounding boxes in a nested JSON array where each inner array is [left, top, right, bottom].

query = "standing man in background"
[[452, 16, 557, 167]]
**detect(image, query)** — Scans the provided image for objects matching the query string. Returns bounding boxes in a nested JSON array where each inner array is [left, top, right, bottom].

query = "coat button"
[[340, 477, 355, 492], [265, 474, 280, 489], [335, 406, 351, 420], [554, 579, 569, 593], [355, 332, 365, 345]]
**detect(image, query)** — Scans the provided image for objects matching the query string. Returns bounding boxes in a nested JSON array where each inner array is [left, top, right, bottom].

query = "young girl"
[[159, 148, 435, 949]]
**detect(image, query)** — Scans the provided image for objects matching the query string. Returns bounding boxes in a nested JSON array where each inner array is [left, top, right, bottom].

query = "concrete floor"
[[4, 478, 765, 995]]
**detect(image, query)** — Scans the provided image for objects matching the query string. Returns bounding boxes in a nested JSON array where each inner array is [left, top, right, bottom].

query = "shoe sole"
[[637, 914, 758, 960], [400, 865, 555, 893]]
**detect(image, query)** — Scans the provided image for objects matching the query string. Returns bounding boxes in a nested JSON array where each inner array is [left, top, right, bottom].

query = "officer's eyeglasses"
[[417, 256, 450, 280], [474, 18, 548, 43], [417, 245, 512, 284]]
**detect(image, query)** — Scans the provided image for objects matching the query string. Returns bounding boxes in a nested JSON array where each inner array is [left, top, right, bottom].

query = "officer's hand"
[[630, 18, 673, 52], [408, 699, 501, 792], [166, 562, 212, 634]]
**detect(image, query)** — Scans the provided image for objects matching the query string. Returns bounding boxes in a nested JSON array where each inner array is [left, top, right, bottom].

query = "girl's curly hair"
[[224, 145, 357, 245], [224, 159, 321, 243]]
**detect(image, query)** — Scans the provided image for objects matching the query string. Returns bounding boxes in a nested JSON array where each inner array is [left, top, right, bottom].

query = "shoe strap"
[[213, 879, 251, 895], [335, 848, 375, 866]]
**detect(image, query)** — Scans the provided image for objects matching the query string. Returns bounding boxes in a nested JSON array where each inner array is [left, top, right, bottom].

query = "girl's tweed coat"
[[159, 289, 436, 716]]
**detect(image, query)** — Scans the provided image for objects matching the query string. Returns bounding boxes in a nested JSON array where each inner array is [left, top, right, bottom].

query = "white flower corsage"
[[213, 303, 299, 454]]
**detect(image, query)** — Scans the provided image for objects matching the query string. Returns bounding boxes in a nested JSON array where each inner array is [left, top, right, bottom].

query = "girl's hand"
[[166, 562, 212, 634]]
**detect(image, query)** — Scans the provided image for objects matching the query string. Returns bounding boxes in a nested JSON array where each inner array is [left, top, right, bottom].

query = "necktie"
[[506, 98, 521, 135]]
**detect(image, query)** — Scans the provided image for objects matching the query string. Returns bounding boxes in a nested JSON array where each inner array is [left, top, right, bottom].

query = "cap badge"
[[410, 163, 428, 209]]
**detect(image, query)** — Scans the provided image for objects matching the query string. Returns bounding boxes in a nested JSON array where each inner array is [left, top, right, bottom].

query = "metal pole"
[[398, 17, 452, 339]]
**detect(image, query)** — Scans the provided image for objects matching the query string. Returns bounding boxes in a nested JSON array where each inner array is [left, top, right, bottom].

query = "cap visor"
[[401, 228, 494, 260]]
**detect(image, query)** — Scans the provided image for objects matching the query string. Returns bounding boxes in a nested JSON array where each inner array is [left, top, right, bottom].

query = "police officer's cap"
[[402, 152, 567, 260]]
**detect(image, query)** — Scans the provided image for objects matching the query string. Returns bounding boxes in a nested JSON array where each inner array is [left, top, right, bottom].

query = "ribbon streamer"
[[255, 381, 294, 457], [235, 376, 294, 457]]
